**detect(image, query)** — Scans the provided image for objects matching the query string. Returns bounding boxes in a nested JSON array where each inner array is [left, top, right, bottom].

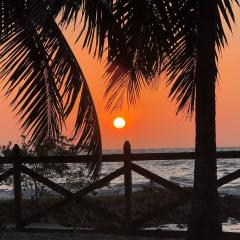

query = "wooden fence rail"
[[2, 150, 240, 164], [0, 141, 240, 238]]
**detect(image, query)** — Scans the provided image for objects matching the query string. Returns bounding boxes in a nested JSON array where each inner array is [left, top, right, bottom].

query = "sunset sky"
[[0, 11, 240, 150]]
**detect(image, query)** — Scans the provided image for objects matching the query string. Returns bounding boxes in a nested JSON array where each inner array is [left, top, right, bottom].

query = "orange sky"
[[0, 11, 240, 150]]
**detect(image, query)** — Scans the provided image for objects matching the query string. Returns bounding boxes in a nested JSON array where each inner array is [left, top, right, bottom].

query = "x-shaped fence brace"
[[0, 159, 240, 232]]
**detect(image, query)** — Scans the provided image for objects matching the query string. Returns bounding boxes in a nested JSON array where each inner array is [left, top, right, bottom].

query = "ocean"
[[0, 147, 240, 231], [101, 147, 240, 196], [0, 147, 240, 198], [101, 147, 240, 232]]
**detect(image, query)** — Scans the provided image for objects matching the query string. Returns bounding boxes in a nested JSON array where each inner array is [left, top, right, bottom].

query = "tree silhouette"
[[102, 1, 239, 239], [1, 1, 239, 238], [0, 0, 102, 178]]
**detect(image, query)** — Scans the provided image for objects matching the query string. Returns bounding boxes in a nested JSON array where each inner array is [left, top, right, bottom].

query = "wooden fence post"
[[123, 141, 132, 234], [13, 144, 22, 231]]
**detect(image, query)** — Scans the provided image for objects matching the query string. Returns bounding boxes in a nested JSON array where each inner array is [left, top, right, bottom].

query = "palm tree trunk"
[[188, 1, 222, 239]]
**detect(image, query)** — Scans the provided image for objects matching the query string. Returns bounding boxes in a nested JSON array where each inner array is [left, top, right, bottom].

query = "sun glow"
[[113, 117, 126, 129]]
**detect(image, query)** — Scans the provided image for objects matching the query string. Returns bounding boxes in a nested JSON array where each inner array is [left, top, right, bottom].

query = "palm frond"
[[166, 0, 239, 116], [35, 0, 103, 177], [102, 0, 238, 115], [1, 22, 64, 146], [1, 0, 63, 146], [0, 0, 102, 178], [104, 0, 174, 110], [44, 0, 115, 59], [27, 0, 239, 117]]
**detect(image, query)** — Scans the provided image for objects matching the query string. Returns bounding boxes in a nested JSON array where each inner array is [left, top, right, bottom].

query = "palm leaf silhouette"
[[0, 0, 102, 177], [104, 0, 173, 110], [65, 0, 238, 115], [45, 0, 115, 59], [166, 0, 239, 116]]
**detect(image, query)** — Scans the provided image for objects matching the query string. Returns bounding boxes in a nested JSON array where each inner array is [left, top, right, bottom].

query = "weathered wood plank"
[[20, 166, 124, 226], [22, 195, 124, 228], [20, 165, 124, 227], [21, 164, 123, 199], [22, 195, 125, 227], [21, 198, 72, 227], [133, 194, 191, 228], [13, 144, 23, 231], [123, 141, 133, 234], [132, 163, 188, 194], [217, 169, 240, 187], [1, 150, 240, 164], [21, 165, 72, 197]]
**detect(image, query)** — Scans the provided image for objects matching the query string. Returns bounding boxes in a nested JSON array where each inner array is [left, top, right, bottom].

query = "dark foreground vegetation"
[[1, 187, 239, 231]]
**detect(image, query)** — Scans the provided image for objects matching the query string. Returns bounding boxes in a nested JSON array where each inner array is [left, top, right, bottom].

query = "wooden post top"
[[13, 144, 20, 157], [123, 141, 131, 155]]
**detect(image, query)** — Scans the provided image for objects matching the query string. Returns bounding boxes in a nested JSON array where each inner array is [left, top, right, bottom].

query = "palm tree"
[[0, 0, 102, 177], [188, 2, 221, 239], [102, 1, 239, 239], [166, 1, 239, 239], [1, 1, 239, 239]]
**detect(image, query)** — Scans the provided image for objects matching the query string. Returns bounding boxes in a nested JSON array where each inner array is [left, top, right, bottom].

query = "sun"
[[113, 117, 126, 129]]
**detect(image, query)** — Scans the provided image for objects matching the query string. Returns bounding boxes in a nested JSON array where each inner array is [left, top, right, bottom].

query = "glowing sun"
[[113, 117, 126, 129]]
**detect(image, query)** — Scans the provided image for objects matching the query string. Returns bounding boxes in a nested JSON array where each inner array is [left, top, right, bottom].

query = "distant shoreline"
[[103, 146, 240, 153]]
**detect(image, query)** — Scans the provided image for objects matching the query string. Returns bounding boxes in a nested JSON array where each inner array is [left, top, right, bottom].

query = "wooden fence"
[[0, 141, 240, 239]]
